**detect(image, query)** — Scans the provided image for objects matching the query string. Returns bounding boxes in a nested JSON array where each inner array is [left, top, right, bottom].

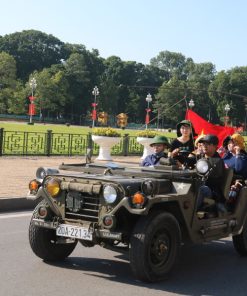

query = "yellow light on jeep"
[[132, 192, 145, 205], [45, 178, 60, 197]]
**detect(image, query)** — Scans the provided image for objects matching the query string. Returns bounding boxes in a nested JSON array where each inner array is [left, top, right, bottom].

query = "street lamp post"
[[156, 107, 160, 131], [188, 99, 195, 109], [29, 77, 37, 124], [39, 97, 42, 121], [244, 104, 247, 131], [224, 104, 230, 126], [145, 93, 152, 129], [92, 86, 99, 128]]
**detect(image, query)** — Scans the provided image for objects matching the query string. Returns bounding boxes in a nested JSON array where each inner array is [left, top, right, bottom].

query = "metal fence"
[[0, 128, 160, 157]]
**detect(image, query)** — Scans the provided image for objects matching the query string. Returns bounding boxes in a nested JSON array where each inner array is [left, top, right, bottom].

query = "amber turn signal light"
[[29, 180, 39, 192], [132, 192, 145, 205]]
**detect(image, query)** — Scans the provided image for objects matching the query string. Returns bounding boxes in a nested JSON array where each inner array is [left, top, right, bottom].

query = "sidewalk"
[[0, 155, 142, 212]]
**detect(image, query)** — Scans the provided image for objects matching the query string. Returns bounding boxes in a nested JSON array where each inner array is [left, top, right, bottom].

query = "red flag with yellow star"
[[185, 109, 235, 147]]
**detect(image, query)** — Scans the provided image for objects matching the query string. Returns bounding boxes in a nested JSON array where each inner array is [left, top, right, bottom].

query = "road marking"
[[0, 212, 32, 219]]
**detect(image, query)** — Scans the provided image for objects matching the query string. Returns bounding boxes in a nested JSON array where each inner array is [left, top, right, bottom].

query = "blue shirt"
[[223, 151, 247, 179], [141, 152, 167, 167]]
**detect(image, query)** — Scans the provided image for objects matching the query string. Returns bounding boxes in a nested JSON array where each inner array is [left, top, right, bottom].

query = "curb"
[[0, 197, 39, 212]]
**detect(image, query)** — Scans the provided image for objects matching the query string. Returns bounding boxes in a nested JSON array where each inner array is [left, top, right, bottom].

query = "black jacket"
[[205, 152, 226, 202]]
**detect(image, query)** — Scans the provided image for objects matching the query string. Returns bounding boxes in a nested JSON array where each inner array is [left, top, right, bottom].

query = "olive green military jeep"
[[27, 158, 247, 282]]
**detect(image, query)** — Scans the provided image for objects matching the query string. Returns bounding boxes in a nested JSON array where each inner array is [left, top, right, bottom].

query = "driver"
[[196, 134, 227, 212], [141, 135, 170, 166]]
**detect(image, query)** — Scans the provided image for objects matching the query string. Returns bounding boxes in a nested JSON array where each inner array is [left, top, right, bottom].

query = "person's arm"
[[234, 154, 247, 178], [209, 158, 225, 178], [141, 155, 153, 167]]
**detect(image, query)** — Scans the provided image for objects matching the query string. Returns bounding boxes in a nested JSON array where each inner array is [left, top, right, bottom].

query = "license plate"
[[56, 224, 93, 241]]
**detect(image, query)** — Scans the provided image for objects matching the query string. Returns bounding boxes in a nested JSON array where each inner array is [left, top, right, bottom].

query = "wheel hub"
[[150, 233, 170, 265]]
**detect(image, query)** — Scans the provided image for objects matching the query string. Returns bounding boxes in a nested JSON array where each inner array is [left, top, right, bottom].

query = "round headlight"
[[103, 185, 117, 204], [196, 159, 210, 175], [45, 178, 61, 197]]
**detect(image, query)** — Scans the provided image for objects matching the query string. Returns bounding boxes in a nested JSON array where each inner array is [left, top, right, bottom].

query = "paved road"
[[1, 211, 247, 296]]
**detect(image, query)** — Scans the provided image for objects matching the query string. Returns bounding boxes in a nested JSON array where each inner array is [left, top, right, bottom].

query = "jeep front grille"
[[65, 190, 100, 222]]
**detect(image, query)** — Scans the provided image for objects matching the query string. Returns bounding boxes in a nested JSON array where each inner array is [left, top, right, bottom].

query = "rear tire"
[[29, 202, 77, 261], [129, 212, 181, 282], [233, 219, 247, 256]]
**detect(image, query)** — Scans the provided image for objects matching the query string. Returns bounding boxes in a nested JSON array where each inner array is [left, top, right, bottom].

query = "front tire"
[[29, 207, 77, 261], [233, 219, 247, 256], [129, 212, 181, 282]]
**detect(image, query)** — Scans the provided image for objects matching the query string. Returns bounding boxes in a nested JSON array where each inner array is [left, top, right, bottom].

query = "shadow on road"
[[46, 239, 247, 295]]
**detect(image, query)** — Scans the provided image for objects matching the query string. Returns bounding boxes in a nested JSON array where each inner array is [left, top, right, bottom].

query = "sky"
[[0, 0, 247, 72]]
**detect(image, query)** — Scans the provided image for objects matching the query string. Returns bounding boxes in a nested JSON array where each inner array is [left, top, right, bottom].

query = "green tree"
[[186, 62, 216, 121], [150, 50, 191, 80], [0, 30, 65, 80], [154, 78, 188, 125], [33, 66, 69, 119], [64, 52, 93, 122], [0, 51, 23, 113], [209, 67, 247, 126]]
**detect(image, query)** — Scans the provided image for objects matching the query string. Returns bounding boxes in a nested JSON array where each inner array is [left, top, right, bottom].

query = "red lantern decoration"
[[145, 114, 150, 124], [28, 104, 36, 115], [145, 108, 151, 124], [92, 109, 97, 120]]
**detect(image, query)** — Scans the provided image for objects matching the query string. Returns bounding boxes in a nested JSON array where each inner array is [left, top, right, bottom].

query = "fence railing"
[[0, 128, 173, 157]]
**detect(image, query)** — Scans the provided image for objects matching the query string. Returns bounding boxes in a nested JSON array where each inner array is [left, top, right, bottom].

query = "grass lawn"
[[0, 121, 176, 137]]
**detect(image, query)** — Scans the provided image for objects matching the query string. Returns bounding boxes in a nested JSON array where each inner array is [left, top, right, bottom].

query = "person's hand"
[[231, 180, 243, 191], [171, 148, 179, 157], [217, 146, 226, 154], [234, 145, 241, 155], [176, 160, 183, 168], [235, 180, 243, 189]]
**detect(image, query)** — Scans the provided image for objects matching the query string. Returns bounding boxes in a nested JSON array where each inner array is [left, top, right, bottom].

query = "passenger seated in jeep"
[[222, 133, 247, 179], [141, 135, 170, 167], [169, 120, 196, 166], [222, 134, 247, 205], [196, 134, 227, 213]]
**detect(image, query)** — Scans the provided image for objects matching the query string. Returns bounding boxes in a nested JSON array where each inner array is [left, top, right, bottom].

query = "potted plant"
[[136, 130, 158, 159], [92, 127, 121, 161]]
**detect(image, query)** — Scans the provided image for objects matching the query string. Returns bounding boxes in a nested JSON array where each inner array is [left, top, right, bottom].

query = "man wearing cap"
[[141, 135, 170, 167], [196, 134, 227, 212]]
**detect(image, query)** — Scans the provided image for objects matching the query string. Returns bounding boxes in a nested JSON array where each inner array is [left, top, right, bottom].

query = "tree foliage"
[[0, 30, 65, 80], [0, 29, 246, 127]]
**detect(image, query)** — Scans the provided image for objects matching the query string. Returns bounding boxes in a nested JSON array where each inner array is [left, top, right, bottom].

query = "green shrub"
[[92, 127, 121, 137], [136, 130, 158, 138]]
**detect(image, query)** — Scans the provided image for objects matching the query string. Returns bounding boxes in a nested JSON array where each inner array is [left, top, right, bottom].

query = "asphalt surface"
[[0, 156, 141, 212], [1, 212, 247, 296]]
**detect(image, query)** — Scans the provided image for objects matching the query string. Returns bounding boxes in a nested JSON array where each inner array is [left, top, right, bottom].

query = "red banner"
[[185, 109, 235, 147], [28, 103, 35, 115], [92, 109, 97, 120], [145, 113, 150, 124]]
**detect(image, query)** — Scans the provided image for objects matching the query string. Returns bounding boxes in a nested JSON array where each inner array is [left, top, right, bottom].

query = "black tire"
[[29, 202, 77, 261], [129, 212, 181, 282], [233, 219, 247, 256]]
